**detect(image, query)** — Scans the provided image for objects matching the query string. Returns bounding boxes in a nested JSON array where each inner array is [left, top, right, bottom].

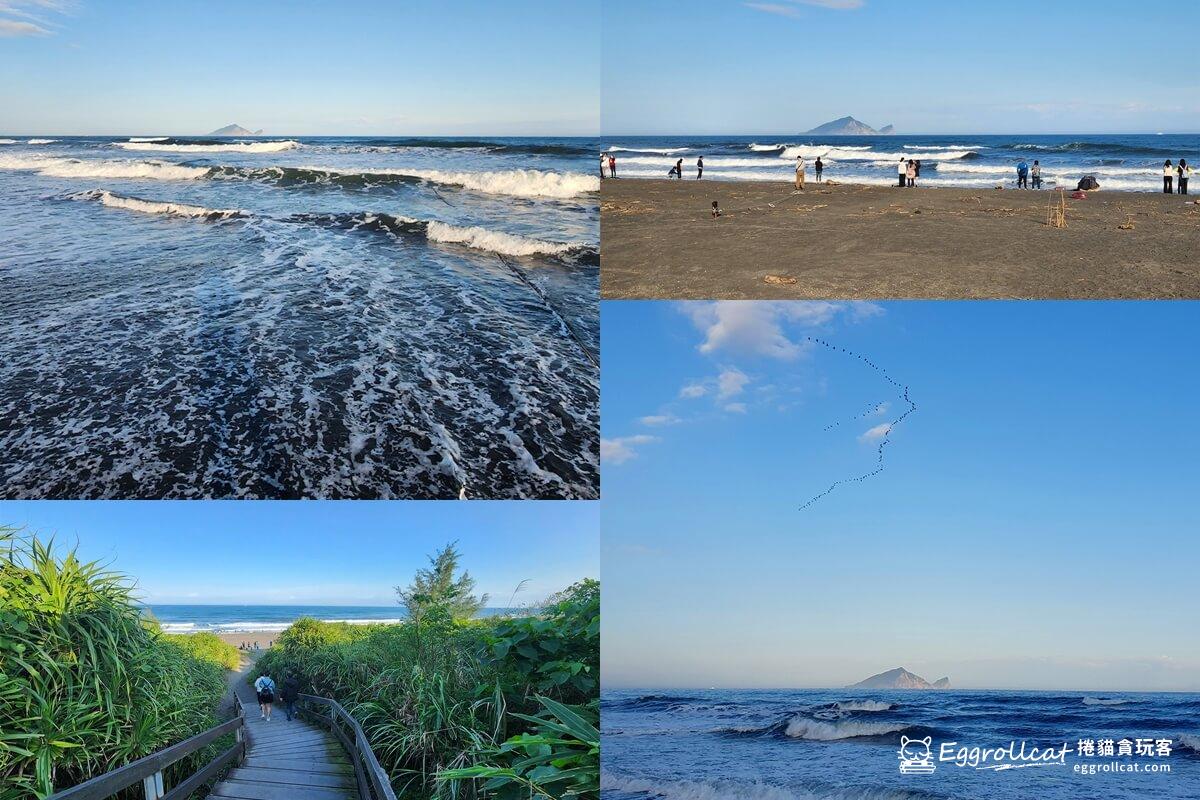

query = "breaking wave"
[[0, 139, 17, 145], [66, 189, 245, 220], [835, 701, 894, 712], [0, 154, 209, 180], [117, 139, 301, 153], [783, 717, 915, 741], [606, 146, 692, 154], [26, 138, 57, 145], [360, 137, 591, 156], [1177, 734, 1200, 754], [369, 167, 598, 199], [1082, 697, 1135, 707], [602, 773, 944, 800], [128, 136, 169, 142]]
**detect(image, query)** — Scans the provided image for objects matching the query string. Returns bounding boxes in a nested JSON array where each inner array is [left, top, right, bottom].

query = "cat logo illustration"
[[897, 735, 936, 775]]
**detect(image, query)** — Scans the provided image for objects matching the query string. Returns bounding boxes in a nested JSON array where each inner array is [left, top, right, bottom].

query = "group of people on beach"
[[667, 157, 707, 179], [254, 672, 302, 722], [1015, 160, 1043, 189], [792, 155, 825, 189], [1164, 159, 1191, 194], [599, 152, 617, 178], [897, 158, 923, 187]]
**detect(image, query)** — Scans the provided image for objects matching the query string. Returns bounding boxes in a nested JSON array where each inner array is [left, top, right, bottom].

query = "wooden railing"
[[297, 693, 398, 800], [44, 694, 247, 800]]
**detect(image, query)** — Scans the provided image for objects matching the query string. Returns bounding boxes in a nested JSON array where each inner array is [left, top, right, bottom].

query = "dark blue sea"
[[603, 134, 1199, 191], [147, 604, 518, 634], [602, 689, 1200, 800], [0, 135, 598, 499]]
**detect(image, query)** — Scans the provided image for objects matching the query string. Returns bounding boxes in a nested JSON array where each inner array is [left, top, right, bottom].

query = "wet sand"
[[601, 179, 1200, 299]]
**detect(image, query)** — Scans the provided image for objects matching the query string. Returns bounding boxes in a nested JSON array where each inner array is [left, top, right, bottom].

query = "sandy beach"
[[601, 179, 1200, 299]]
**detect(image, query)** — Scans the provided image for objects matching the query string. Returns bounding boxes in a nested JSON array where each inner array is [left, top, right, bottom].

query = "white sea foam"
[[1177, 734, 1200, 753], [67, 189, 244, 219], [118, 140, 300, 153], [784, 716, 912, 740], [128, 136, 169, 142], [0, 139, 16, 145], [602, 773, 925, 800], [358, 167, 598, 199], [423, 219, 581, 258], [0, 153, 209, 180], [835, 701, 894, 712], [606, 146, 692, 154], [781, 145, 974, 161], [1082, 697, 1134, 706], [160, 618, 403, 634], [26, 138, 57, 144]]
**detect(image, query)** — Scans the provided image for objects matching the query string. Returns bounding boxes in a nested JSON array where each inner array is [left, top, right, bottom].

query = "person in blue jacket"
[[1016, 160, 1029, 189]]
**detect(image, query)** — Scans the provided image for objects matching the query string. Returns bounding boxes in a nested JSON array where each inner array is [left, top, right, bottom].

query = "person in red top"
[[608, 154, 617, 178]]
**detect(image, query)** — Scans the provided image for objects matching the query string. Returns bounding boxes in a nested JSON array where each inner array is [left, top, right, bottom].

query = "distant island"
[[207, 124, 263, 136], [848, 667, 950, 689], [805, 116, 894, 136]]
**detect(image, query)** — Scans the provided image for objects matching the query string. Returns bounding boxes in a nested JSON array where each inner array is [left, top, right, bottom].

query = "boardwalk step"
[[244, 757, 351, 774], [211, 778, 356, 800], [227, 766, 354, 789]]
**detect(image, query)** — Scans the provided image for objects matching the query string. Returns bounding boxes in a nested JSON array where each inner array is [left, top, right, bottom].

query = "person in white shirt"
[[795, 156, 806, 190], [1163, 160, 1174, 193], [898, 157, 907, 187], [599, 152, 607, 179]]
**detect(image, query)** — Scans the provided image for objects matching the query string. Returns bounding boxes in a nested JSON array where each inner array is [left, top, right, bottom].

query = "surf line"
[[799, 336, 917, 511], [494, 254, 598, 370]]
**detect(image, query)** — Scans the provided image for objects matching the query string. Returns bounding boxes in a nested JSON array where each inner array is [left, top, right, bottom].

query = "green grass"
[[0, 528, 236, 800]]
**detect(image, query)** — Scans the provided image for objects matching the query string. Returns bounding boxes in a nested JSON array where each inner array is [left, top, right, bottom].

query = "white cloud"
[[723, 403, 748, 414], [873, 402, 890, 416], [639, 414, 680, 427], [0, 17, 44, 35], [717, 367, 750, 399], [682, 301, 882, 361], [858, 423, 892, 443], [745, 0, 863, 17], [679, 382, 708, 399], [601, 435, 659, 465], [0, 0, 70, 37]]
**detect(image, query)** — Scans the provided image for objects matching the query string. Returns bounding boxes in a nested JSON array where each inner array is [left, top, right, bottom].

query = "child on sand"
[[254, 674, 276, 721], [795, 155, 806, 190]]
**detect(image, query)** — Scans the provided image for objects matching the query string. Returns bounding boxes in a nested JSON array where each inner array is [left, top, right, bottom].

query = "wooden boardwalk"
[[209, 680, 359, 800]]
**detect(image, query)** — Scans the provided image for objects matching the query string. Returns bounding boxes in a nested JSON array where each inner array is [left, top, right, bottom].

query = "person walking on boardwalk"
[[815, 156, 824, 183], [905, 159, 916, 188], [280, 674, 301, 722], [1177, 159, 1190, 195], [898, 157, 907, 187], [1163, 160, 1174, 193], [254, 673, 276, 721], [696, 156, 704, 179], [795, 155, 806, 190], [1031, 160, 1042, 189], [675, 158, 683, 179], [609, 153, 617, 178], [1016, 159, 1029, 189]]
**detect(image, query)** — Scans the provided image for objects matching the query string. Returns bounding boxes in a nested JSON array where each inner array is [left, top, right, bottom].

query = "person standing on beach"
[[898, 157, 907, 187], [795, 155, 806, 190], [1177, 159, 1190, 194], [609, 154, 617, 178], [280, 674, 301, 722], [1163, 160, 1174, 193], [905, 159, 916, 188], [914, 159, 921, 181], [696, 156, 704, 179], [675, 158, 683, 180], [1017, 160, 1029, 189], [254, 674, 276, 721], [599, 152, 607, 179], [815, 157, 824, 183], [1031, 160, 1042, 189]]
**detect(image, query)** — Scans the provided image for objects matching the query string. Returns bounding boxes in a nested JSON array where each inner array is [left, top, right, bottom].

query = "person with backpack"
[[1163, 160, 1174, 193], [254, 674, 276, 721], [696, 156, 704, 179], [814, 157, 824, 183], [1031, 160, 1042, 189], [1017, 160, 1029, 189], [1177, 159, 1190, 195], [280, 674, 301, 722]]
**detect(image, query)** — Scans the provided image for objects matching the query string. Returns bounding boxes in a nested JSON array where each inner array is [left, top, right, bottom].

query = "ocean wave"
[[1082, 697, 1135, 706], [378, 167, 598, 199], [784, 716, 915, 741], [0, 139, 18, 144], [208, 164, 424, 188], [26, 138, 57, 145], [607, 146, 693, 154], [835, 701, 894, 712], [159, 618, 404, 634], [601, 773, 945, 800], [1008, 140, 1187, 157], [611, 694, 707, 711], [0, 153, 209, 180], [117, 139, 301, 153], [361, 137, 591, 156], [128, 136, 169, 142], [778, 145, 976, 161], [66, 189, 246, 220], [1177, 734, 1200, 754]]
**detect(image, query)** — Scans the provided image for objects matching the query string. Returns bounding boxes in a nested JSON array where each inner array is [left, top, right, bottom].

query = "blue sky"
[[0, 0, 598, 135], [601, 301, 1200, 691], [0, 501, 598, 606], [602, 0, 1200, 135]]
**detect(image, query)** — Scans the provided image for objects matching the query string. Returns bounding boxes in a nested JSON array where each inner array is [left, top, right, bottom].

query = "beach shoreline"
[[601, 178, 1200, 299]]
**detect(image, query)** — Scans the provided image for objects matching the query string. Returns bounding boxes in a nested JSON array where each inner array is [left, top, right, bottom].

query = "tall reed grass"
[[0, 528, 238, 800]]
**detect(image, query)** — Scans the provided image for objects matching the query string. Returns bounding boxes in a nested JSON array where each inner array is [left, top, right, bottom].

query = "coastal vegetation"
[[0, 528, 239, 800], [252, 543, 599, 800]]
